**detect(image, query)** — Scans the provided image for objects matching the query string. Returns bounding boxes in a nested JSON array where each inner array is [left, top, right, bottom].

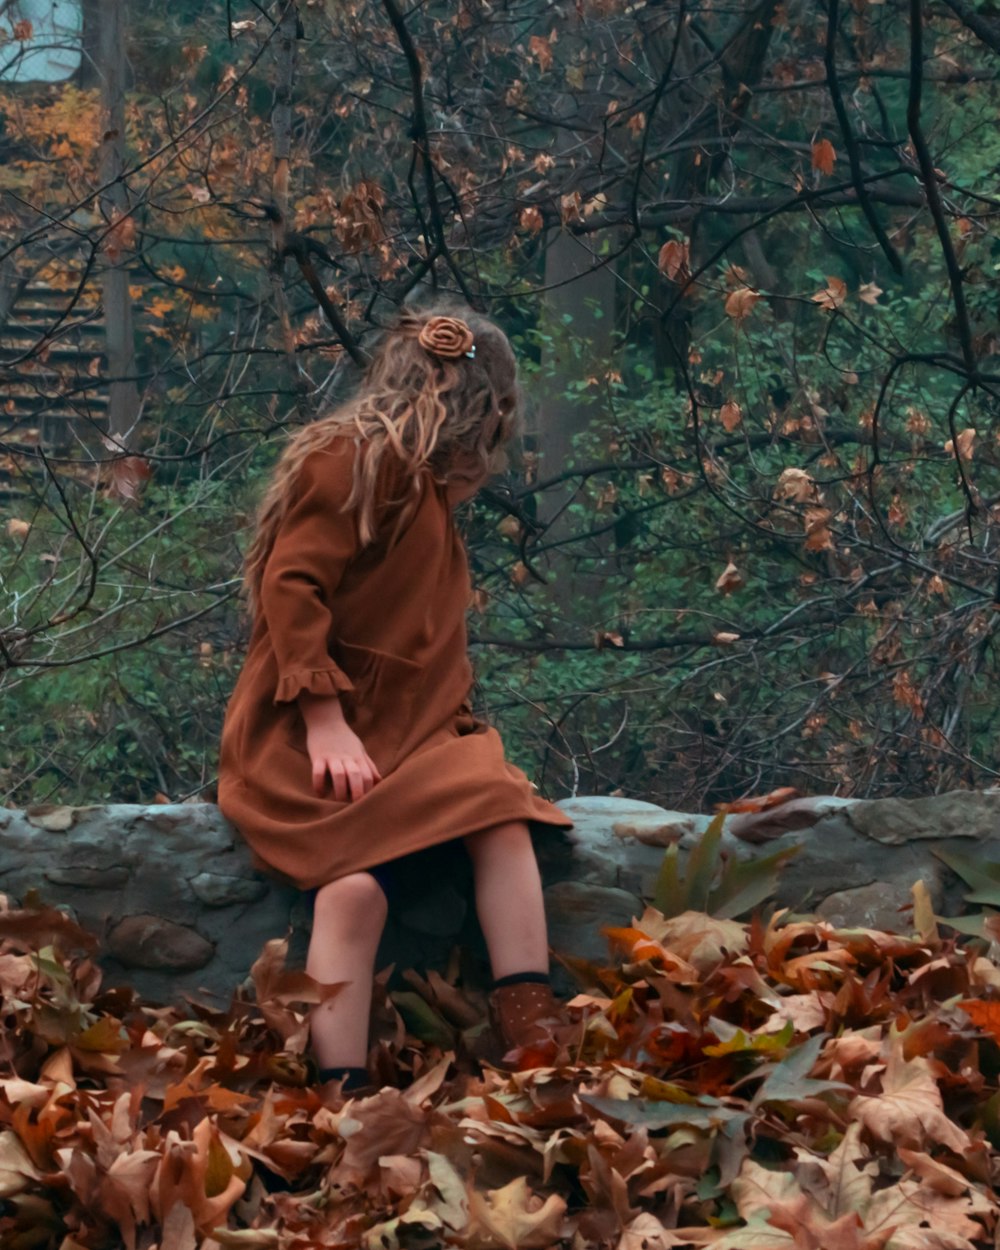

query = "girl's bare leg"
[[306, 872, 388, 1069], [463, 820, 549, 978]]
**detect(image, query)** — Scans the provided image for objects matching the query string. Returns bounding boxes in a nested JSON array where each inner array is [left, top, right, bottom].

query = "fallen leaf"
[[467, 1175, 568, 1249]]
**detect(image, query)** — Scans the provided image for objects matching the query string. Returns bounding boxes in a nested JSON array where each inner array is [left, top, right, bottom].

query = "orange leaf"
[[959, 999, 1000, 1042], [602, 926, 664, 963], [812, 137, 836, 175], [715, 787, 800, 814], [528, 34, 554, 73]]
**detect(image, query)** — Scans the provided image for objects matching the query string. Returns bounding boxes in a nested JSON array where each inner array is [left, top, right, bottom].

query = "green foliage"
[[651, 813, 799, 920]]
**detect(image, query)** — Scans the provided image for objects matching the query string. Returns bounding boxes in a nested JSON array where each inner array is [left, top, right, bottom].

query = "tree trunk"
[[98, 0, 139, 450]]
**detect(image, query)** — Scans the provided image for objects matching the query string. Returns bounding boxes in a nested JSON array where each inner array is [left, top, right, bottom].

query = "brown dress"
[[217, 433, 573, 891]]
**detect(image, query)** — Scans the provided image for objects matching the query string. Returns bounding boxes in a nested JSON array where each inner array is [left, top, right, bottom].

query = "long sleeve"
[[260, 438, 361, 706]]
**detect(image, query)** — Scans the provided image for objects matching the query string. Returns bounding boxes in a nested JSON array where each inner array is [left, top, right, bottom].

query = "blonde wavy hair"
[[240, 302, 523, 617]]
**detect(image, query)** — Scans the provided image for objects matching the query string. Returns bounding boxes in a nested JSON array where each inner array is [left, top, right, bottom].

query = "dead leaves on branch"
[[2, 897, 1000, 1247]]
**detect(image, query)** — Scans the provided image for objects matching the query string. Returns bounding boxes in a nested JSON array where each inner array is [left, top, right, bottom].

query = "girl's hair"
[[240, 301, 523, 617]]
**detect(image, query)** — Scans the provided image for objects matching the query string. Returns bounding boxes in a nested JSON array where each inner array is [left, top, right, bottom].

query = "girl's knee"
[[464, 819, 532, 859], [312, 871, 388, 930]]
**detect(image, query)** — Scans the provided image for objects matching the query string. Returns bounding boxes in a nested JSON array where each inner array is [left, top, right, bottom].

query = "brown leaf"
[[850, 1043, 971, 1153], [811, 276, 847, 311], [519, 205, 544, 234], [944, 427, 976, 461], [715, 561, 745, 595], [719, 400, 742, 432], [657, 238, 690, 283], [724, 287, 761, 322]]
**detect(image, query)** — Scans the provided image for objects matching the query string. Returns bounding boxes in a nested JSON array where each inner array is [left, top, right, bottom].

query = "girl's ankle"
[[490, 970, 550, 989], [316, 1064, 371, 1093]]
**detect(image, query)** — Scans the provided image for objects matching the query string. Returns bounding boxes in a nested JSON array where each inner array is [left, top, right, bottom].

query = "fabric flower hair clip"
[[417, 315, 476, 360]]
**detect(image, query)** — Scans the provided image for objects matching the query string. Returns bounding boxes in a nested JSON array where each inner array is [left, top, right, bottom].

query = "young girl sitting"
[[217, 305, 574, 1095]]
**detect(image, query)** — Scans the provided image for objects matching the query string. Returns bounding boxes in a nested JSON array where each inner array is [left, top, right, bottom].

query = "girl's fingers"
[[357, 758, 377, 794], [313, 755, 378, 802], [343, 760, 365, 803], [329, 761, 349, 803]]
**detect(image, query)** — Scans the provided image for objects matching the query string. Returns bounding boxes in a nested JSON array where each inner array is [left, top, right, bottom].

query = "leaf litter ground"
[[3, 894, 1000, 1248]]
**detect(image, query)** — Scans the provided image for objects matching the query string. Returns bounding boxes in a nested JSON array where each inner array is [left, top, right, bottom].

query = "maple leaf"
[[849, 1040, 971, 1153], [637, 909, 749, 974], [858, 282, 883, 305], [467, 1175, 568, 1249], [0, 1130, 43, 1198], [751, 1034, 853, 1108], [811, 276, 847, 310]]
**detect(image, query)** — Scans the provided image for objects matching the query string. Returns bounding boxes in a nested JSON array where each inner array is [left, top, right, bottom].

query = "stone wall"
[[2, 790, 998, 1002]]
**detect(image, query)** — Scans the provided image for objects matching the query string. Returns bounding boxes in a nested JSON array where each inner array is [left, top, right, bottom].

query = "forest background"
[[2, 0, 999, 815]]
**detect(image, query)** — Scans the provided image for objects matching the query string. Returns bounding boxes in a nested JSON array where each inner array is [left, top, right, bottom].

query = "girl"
[[217, 304, 575, 1096]]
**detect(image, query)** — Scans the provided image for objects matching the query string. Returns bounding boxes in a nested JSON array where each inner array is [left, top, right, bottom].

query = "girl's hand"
[[298, 693, 382, 802]]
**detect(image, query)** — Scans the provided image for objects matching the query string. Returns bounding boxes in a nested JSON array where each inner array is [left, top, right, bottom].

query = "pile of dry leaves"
[[2, 886, 1000, 1249]]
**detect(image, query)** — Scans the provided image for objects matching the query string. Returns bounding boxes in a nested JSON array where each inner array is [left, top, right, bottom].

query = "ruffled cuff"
[[273, 666, 355, 705]]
